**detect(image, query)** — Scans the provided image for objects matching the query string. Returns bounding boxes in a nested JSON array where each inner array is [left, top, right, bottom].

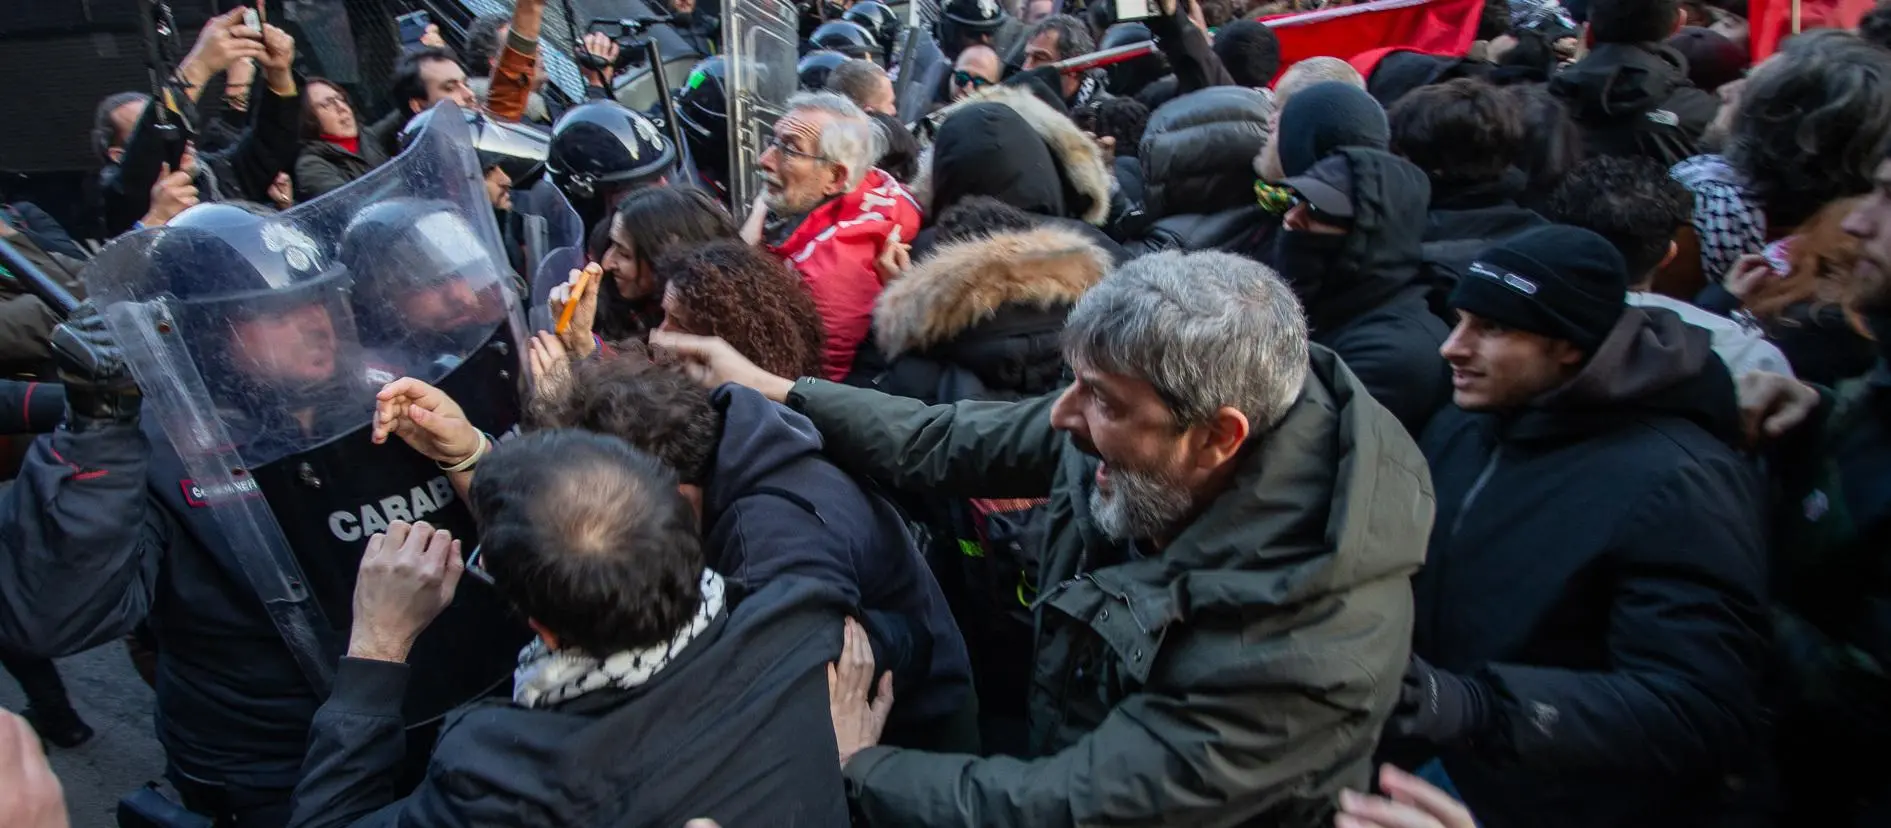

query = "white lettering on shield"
[[327, 476, 459, 542]]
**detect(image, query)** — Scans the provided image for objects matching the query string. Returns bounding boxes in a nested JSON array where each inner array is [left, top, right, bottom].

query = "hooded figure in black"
[[910, 85, 1124, 262], [1124, 86, 1273, 255], [1548, 0, 1719, 167], [1392, 225, 1766, 828], [1271, 147, 1452, 435]]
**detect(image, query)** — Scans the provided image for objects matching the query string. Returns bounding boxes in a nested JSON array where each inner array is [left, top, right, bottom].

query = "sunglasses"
[[952, 70, 993, 89]]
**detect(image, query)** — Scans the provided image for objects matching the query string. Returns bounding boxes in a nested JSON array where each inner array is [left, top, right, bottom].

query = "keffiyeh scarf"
[[512, 570, 727, 708]]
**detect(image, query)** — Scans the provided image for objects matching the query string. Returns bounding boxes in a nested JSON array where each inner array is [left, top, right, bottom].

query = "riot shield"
[[79, 103, 531, 719], [512, 178, 590, 333], [725, 0, 800, 209], [895, 31, 950, 126]]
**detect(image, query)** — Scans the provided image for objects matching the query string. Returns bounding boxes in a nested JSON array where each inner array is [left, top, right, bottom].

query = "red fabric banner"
[[1258, 0, 1486, 83], [1749, 0, 1877, 62]]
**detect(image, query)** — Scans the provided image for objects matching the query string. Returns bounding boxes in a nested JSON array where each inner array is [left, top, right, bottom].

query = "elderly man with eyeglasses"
[[749, 91, 922, 383]]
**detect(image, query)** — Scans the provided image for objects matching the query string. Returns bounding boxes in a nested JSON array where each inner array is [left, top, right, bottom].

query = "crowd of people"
[[0, 0, 1887, 825]]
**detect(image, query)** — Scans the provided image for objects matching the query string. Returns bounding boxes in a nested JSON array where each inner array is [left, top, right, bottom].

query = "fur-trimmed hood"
[[910, 85, 1114, 226], [875, 223, 1111, 357]]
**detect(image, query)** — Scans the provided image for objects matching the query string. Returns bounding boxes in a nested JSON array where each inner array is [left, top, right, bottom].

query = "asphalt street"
[[0, 641, 167, 828]]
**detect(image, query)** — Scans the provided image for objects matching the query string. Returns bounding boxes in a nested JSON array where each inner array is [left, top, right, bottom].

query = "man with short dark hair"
[[1020, 14, 1107, 107], [1390, 78, 1547, 272], [1388, 223, 1767, 827], [1212, 20, 1282, 89], [1549, 0, 1719, 166], [1545, 155, 1791, 376], [288, 430, 853, 827], [364, 47, 478, 157]]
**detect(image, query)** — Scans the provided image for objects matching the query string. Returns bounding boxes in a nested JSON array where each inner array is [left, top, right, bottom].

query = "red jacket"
[[768, 169, 923, 381]]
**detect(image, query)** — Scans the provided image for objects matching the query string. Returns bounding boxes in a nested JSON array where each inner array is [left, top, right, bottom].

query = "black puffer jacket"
[[1125, 86, 1273, 255], [1274, 148, 1453, 434], [1405, 307, 1767, 828], [1550, 42, 1720, 168]]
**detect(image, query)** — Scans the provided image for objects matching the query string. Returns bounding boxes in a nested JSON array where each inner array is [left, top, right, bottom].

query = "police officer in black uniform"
[[547, 100, 679, 233], [843, 1, 902, 65], [676, 57, 735, 203], [0, 197, 526, 827], [810, 19, 880, 62], [938, 0, 1011, 59], [798, 50, 851, 90]]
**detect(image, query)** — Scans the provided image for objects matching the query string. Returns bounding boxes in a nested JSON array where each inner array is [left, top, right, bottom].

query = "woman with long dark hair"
[[588, 187, 738, 343]]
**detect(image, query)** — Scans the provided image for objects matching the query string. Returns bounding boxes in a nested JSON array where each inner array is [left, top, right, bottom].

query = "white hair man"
[[655, 249, 1433, 827], [755, 92, 922, 382]]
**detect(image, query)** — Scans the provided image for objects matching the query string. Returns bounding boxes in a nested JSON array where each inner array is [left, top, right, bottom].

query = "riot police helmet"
[[547, 100, 678, 206], [402, 106, 552, 189], [810, 20, 878, 61], [842, 2, 901, 60], [938, 0, 1009, 57], [338, 198, 508, 344], [158, 203, 349, 322], [154, 203, 353, 392], [676, 57, 731, 149], [797, 50, 850, 91]]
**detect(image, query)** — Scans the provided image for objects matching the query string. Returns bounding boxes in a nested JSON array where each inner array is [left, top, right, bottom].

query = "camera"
[[583, 16, 674, 72]]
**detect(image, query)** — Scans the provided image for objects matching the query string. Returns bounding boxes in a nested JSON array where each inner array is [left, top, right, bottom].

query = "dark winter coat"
[[1419, 169, 1549, 279], [1282, 147, 1453, 435], [293, 137, 391, 203], [1408, 307, 1768, 828], [701, 384, 971, 726], [101, 82, 303, 235], [791, 346, 1432, 827], [287, 577, 854, 828], [1550, 42, 1721, 168], [1125, 86, 1273, 255], [912, 85, 1115, 228]]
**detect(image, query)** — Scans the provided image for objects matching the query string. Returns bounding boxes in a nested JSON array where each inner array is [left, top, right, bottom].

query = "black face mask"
[[1268, 230, 1349, 299]]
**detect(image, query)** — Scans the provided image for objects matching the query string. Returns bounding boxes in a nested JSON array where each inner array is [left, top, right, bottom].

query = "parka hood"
[[874, 223, 1110, 357], [1549, 42, 1695, 123], [910, 85, 1114, 225], [1511, 306, 1743, 446]]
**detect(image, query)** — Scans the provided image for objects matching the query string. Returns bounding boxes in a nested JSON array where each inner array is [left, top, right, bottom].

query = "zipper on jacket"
[[1448, 447, 1503, 540]]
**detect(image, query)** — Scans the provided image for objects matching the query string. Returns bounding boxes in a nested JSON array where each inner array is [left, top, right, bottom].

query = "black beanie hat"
[[1276, 81, 1389, 179], [1450, 225, 1631, 352]]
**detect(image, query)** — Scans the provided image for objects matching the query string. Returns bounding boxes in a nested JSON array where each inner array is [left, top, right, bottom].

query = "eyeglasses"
[[767, 134, 831, 163], [463, 543, 494, 585], [952, 70, 992, 89]]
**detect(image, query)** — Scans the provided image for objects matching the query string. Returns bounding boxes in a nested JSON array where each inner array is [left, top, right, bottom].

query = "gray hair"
[[786, 91, 883, 191], [1025, 14, 1096, 60], [1062, 250, 1308, 431]]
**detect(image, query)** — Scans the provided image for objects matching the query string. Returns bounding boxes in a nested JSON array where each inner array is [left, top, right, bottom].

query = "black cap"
[[1281, 154, 1354, 222], [1451, 225, 1631, 352], [1275, 81, 1389, 178]]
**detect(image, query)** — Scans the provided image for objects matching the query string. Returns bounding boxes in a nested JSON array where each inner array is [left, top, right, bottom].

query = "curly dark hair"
[[1085, 97, 1150, 159], [1726, 30, 1891, 231], [1544, 155, 1695, 284], [656, 240, 827, 380], [529, 343, 722, 485]]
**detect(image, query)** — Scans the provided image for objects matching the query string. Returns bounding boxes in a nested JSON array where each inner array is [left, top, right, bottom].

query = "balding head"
[[1255, 58, 1370, 182], [953, 45, 1004, 101], [1274, 57, 1366, 106], [471, 429, 705, 655]]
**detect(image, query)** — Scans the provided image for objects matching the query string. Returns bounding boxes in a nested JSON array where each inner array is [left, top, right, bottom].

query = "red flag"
[[1749, 0, 1877, 62], [1259, 0, 1486, 84]]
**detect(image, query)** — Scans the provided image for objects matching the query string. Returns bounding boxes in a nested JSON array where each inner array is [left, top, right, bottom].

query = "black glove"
[[50, 301, 141, 430], [1390, 655, 1494, 746]]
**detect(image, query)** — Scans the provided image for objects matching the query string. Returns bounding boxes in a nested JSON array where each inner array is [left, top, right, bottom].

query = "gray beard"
[[1089, 463, 1194, 543]]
